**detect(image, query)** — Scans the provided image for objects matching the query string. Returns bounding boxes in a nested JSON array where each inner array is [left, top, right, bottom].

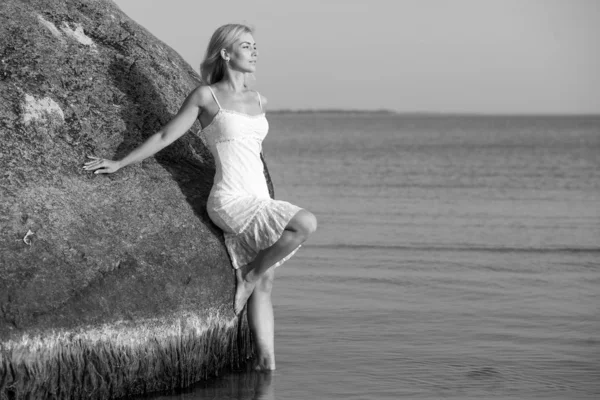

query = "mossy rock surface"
[[0, 0, 273, 341]]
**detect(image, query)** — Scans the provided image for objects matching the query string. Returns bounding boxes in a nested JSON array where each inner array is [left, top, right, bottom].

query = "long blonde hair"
[[200, 24, 254, 85]]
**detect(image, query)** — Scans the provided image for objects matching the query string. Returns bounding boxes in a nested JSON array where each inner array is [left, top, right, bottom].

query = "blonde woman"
[[83, 24, 317, 370]]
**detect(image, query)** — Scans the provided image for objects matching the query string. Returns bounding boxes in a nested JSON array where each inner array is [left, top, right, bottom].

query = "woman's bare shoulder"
[[188, 85, 215, 108]]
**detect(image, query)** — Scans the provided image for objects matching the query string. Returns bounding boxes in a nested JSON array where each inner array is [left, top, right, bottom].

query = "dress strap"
[[256, 91, 263, 111], [207, 86, 222, 110]]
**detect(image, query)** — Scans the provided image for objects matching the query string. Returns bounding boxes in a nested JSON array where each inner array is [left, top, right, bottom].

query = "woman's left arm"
[[258, 93, 275, 198], [261, 151, 275, 199]]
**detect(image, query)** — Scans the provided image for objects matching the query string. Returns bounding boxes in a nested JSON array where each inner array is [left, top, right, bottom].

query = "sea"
[[146, 113, 600, 399]]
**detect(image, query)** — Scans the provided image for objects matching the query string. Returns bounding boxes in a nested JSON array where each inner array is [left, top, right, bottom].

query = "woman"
[[83, 23, 317, 370]]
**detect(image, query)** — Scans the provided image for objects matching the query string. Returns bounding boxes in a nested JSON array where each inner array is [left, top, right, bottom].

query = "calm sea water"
[[148, 114, 600, 399]]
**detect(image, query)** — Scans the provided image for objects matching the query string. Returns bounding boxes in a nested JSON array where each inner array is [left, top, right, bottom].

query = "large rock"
[[0, 0, 271, 398]]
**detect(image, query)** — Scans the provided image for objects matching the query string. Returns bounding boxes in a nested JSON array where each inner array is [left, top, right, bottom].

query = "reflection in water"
[[144, 368, 275, 400], [195, 370, 275, 400]]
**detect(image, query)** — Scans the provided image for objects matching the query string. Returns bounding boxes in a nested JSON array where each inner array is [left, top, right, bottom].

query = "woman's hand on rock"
[[83, 155, 121, 174]]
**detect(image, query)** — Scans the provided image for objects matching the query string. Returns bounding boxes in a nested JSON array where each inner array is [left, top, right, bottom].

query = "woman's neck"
[[220, 70, 247, 93]]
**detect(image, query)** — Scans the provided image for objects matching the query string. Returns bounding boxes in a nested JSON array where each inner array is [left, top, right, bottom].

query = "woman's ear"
[[220, 49, 229, 61]]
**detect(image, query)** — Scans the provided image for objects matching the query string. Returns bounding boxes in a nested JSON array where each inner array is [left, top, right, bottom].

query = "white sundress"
[[200, 86, 302, 270]]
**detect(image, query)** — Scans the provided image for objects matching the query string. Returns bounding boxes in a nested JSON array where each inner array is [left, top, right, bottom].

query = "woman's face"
[[227, 32, 258, 73]]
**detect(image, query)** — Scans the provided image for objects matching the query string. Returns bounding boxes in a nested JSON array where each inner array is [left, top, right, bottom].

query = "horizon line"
[[268, 109, 600, 117]]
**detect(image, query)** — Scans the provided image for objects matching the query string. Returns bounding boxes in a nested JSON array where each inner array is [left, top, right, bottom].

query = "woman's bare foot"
[[253, 355, 276, 371], [234, 267, 257, 315], [253, 362, 276, 371]]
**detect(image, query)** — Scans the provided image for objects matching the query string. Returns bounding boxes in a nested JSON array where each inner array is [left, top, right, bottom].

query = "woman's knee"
[[303, 211, 318, 235], [289, 209, 317, 238]]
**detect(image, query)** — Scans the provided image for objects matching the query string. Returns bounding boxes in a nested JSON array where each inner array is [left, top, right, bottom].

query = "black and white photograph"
[[0, 0, 598, 399]]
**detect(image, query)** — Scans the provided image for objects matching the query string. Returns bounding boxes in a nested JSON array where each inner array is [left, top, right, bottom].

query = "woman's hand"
[[83, 155, 122, 174]]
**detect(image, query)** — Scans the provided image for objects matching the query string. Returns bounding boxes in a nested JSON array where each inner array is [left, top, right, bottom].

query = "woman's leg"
[[235, 209, 317, 314], [246, 268, 276, 370]]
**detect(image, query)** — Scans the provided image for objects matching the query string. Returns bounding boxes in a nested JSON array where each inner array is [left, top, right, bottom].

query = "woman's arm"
[[84, 87, 206, 174], [258, 94, 274, 197], [261, 151, 275, 199]]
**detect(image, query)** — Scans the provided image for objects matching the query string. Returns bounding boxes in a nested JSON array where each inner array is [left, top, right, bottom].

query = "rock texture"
[[0, 0, 272, 397]]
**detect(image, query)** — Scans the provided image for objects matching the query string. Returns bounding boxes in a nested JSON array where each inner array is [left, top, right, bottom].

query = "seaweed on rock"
[[0, 313, 254, 399]]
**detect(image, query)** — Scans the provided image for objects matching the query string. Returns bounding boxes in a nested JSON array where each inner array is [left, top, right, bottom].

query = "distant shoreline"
[[268, 109, 600, 118], [268, 109, 397, 115]]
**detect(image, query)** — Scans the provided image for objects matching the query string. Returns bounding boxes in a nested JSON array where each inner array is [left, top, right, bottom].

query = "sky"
[[113, 0, 600, 114]]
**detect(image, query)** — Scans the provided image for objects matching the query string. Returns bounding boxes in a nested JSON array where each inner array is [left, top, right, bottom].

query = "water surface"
[[147, 114, 600, 399]]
